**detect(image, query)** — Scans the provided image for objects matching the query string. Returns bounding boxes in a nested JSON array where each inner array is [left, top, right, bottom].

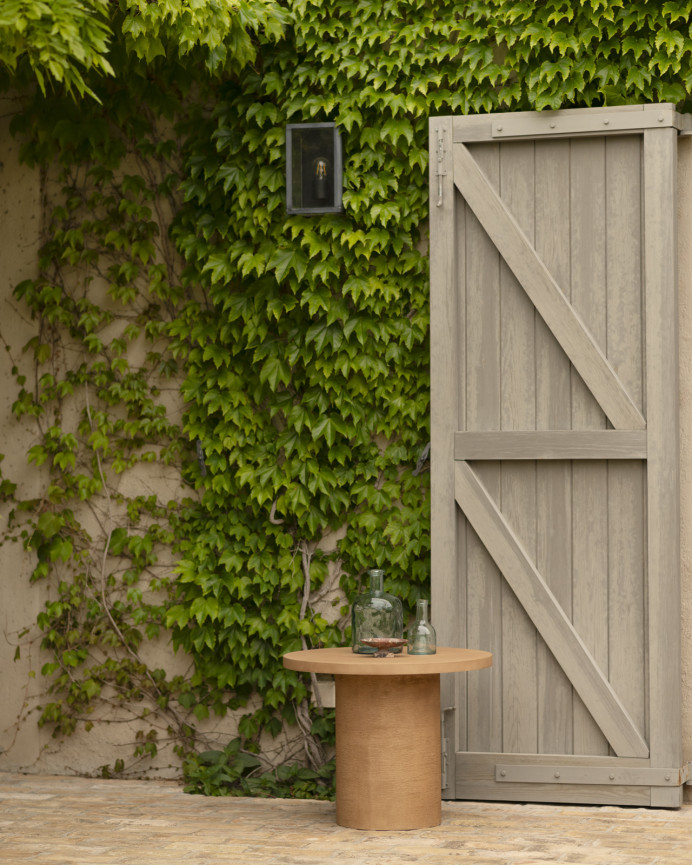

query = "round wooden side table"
[[283, 646, 492, 830]]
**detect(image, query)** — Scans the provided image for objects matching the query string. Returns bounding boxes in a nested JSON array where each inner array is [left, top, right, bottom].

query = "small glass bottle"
[[407, 598, 437, 655], [351, 568, 404, 654]]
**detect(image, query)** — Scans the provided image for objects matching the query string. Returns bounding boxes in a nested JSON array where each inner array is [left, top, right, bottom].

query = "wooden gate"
[[430, 104, 688, 807]]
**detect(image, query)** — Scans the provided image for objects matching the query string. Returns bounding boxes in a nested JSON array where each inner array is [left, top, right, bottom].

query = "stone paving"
[[1, 771, 692, 864]]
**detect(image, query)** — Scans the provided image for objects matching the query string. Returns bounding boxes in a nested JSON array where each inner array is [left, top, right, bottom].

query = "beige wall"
[[0, 96, 43, 770]]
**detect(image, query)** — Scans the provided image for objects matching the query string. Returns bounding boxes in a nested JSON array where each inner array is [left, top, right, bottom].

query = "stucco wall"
[[0, 96, 43, 770]]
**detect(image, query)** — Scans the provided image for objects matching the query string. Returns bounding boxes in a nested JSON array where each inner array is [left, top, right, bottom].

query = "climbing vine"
[[5, 0, 692, 791], [0, 0, 288, 99], [4, 66, 199, 774]]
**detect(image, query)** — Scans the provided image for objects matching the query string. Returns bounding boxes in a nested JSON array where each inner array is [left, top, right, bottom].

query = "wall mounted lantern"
[[286, 122, 343, 215]]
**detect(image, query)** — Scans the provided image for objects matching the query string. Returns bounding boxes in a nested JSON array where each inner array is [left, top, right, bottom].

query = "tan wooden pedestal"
[[283, 647, 492, 830]]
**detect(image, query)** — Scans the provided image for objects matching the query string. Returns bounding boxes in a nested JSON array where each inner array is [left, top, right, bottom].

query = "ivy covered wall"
[[3, 0, 692, 793]]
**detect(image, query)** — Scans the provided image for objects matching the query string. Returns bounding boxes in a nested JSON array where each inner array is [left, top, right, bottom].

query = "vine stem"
[[298, 539, 323, 712], [268, 499, 284, 525], [84, 384, 194, 742], [294, 538, 326, 770]]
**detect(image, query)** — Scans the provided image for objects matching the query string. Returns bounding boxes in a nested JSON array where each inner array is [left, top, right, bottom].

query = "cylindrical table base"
[[334, 673, 441, 830]]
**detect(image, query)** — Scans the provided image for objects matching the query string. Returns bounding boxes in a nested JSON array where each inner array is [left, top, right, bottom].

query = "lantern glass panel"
[[286, 124, 342, 214]]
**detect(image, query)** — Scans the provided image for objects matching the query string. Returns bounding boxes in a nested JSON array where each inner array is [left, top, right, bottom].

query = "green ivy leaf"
[[259, 354, 291, 390], [265, 247, 309, 283]]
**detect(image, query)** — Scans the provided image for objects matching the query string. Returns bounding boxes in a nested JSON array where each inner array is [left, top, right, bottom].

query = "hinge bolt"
[[554, 772, 560, 779], [500, 770, 506, 777], [658, 115, 665, 122], [665, 774, 671, 782], [609, 774, 615, 781], [497, 125, 503, 131], [603, 119, 610, 125]]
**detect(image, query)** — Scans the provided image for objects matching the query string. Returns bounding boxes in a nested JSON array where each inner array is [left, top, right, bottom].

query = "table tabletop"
[[282, 645, 492, 676]]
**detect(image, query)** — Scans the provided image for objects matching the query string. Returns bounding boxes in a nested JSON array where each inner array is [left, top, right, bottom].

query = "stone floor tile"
[[2, 772, 692, 864]]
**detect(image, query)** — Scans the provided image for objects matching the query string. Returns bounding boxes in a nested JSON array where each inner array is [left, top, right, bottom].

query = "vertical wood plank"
[[644, 126, 681, 807], [465, 144, 501, 434], [605, 137, 647, 754], [571, 467, 610, 757], [605, 136, 644, 412], [498, 140, 538, 755], [570, 137, 608, 426], [534, 138, 573, 432], [429, 116, 458, 795], [465, 512, 503, 752], [465, 143, 503, 754], [534, 139, 574, 755], [569, 137, 610, 756], [608, 461, 646, 734], [677, 132, 692, 807], [451, 177, 468, 763]]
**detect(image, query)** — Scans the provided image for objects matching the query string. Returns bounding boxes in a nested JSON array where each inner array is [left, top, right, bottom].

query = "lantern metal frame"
[[286, 122, 343, 215]]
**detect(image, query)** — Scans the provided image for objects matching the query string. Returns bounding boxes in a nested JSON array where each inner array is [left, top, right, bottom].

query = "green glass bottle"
[[351, 568, 404, 654]]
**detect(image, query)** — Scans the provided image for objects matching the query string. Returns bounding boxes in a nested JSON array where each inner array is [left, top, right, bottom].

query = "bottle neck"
[[415, 599, 429, 621], [368, 569, 384, 594]]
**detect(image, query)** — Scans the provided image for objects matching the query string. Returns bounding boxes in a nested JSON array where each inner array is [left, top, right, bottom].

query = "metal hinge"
[[435, 128, 447, 208]]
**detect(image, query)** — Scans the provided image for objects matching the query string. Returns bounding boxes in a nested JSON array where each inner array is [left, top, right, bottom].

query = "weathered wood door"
[[430, 104, 687, 807]]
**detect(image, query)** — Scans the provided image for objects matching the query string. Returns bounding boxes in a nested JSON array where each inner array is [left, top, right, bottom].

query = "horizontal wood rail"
[[452, 103, 690, 142], [495, 762, 689, 787], [454, 430, 647, 460]]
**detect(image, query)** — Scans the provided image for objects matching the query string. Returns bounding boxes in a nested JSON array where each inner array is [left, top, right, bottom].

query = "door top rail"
[[429, 103, 692, 142]]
